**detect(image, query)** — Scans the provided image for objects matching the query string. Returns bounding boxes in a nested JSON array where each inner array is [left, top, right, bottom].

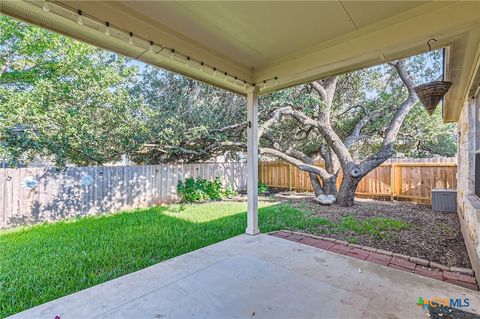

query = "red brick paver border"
[[366, 252, 392, 266], [346, 247, 370, 260], [415, 266, 444, 281], [389, 257, 416, 272], [270, 230, 478, 291]]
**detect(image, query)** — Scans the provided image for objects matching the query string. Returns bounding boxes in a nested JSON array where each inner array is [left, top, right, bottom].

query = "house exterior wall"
[[457, 91, 480, 281]]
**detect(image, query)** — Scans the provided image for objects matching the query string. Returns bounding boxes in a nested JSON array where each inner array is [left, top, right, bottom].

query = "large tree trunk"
[[309, 172, 338, 197], [245, 60, 417, 207], [312, 61, 417, 207], [309, 173, 324, 197], [336, 175, 360, 207], [323, 174, 338, 197]]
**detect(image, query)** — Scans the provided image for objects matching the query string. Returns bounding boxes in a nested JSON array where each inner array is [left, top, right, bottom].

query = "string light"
[[104, 22, 110, 36], [38, 1, 280, 90], [76, 10, 83, 25]]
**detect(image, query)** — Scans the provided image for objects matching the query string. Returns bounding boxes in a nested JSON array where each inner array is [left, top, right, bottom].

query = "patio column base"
[[245, 227, 260, 236]]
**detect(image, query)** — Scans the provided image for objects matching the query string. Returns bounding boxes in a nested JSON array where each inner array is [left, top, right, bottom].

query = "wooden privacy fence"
[[0, 162, 247, 229], [0, 159, 457, 229], [259, 158, 457, 204]]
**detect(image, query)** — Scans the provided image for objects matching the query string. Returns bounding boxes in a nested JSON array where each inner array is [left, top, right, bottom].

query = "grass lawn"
[[0, 200, 408, 318], [0, 201, 320, 318]]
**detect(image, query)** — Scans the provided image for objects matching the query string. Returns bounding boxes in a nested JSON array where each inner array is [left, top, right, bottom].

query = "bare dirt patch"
[[274, 192, 471, 268]]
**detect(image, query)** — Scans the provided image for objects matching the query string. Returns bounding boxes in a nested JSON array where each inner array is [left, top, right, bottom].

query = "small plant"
[[223, 185, 238, 198], [258, 182, 269, 194], [177, 177, 208, 202], [205, 177, 224, 200], [177, 176, 237, 202]]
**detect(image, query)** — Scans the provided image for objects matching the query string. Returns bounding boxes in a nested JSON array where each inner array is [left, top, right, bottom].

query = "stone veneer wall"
[[457, 91, 480, 282]]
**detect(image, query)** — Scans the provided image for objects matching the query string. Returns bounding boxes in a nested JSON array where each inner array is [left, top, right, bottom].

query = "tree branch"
[[258, 107, 291, 137], [210, 122, 247, 133], [359, 60, 418, 174], [310, 82, 328, 101], [343, 109, 383, 149], [260, 147, 332, 180]]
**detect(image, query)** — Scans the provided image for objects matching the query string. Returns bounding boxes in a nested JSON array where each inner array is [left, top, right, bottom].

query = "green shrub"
[[177, 176, 237, 202], [177, 177, 208, 202], [223, 185, 238, 198], [258, 182, 269, 194], [205, 177, 224, 200]]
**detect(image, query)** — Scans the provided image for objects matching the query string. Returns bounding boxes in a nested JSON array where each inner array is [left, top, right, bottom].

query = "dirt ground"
[[271, 191, 471, 268]]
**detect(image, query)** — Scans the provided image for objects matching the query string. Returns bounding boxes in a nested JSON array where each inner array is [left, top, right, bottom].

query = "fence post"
[[258, 162, 262, 185], [289, 164, 292, 190], [390, 163, 395, 201]]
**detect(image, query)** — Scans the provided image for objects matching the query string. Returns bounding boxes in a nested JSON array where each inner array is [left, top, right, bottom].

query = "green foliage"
[[0, 15, 150, 167], [177, 176, 236, 202], [258, 182, 269, 194], [223, 185, 238, 198], [131, 50, 455, 165], [205, 178, 223, 200], [396, 104, 457, 157], [258, 51, 456, 161], [130, 70, 246, 164], [177, 177, 208, 202], [0, 14, 456, 168]]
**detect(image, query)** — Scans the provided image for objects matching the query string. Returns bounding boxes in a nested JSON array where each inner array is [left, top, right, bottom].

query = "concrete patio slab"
[[8, 234, 480, 319]]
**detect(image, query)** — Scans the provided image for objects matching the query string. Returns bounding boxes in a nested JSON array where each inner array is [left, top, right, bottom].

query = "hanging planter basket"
[[414, 81, 452, 115]]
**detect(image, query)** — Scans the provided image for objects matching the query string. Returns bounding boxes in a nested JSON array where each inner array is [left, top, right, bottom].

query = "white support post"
[[246, 88, 260, 235]]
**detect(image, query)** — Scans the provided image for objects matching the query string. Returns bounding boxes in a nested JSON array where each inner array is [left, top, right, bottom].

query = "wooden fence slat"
[[258, 159, 457, 205], [0, 163, 248, 229], [0, 159, 456, 229]]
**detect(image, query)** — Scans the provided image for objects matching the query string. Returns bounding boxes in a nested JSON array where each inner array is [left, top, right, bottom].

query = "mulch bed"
[[273, 192, 471, 268]]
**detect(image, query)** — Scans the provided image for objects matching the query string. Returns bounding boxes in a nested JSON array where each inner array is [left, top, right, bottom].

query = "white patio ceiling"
[[1, 1, 480, 121]]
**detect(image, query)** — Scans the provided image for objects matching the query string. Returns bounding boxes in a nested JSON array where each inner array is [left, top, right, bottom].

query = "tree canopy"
[[135, 51, 456, 165], [0, 15, 456, 170], [0, 16, 149, 167]]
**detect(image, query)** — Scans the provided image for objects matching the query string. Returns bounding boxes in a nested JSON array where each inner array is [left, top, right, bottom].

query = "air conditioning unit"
[[431, 189, 457, 212]]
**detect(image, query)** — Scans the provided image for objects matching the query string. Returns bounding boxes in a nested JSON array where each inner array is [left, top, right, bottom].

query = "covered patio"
[[9, 234, 480, 318], [2, 0, 480, 318]]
